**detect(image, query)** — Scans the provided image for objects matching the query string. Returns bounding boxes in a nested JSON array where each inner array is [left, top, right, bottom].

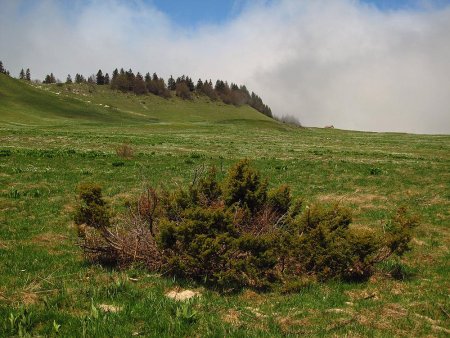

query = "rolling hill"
[[0, 74, 276, 127], [0, 73, 449, 337]]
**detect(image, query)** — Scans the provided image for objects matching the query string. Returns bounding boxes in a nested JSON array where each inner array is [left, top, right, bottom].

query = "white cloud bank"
[[1, 0, 449, 134]]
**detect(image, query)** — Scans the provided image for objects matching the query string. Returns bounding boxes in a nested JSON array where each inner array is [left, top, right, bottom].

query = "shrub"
[[76, 161, 419, 291], [222, 159, 268, 213], [74, 183, 110, 229], [0, 149, 12, 157]]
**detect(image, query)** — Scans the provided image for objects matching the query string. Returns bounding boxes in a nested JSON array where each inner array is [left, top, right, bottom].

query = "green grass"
[[0, 75, 449, 337]]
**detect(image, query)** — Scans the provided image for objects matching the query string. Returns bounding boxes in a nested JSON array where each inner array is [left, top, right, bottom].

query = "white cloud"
[[1, 0, 449, 134]]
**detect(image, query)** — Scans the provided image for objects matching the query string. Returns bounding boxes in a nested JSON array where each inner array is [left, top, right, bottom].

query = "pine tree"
[[19, 68, 25, 80], [66, 74, 73, 84], [26, 68, 31, 81], [104, 73, 110, 85], [133, 72, 146, 95], [112, 68, 119, 81], [96, 69, 105, 85], [75, 74, 83, 84], [186, 76, 195, 92], [196, 79, 204, 91], [168, 75, 176, 90], [0, 61, 4, 74]]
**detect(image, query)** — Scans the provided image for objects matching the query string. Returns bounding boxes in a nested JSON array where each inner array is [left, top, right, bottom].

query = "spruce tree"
[[104, 73, 110, 85], [96, 69, 104, 85], [196, 79, 204, 91], [112, 68, 119, 81], [19, 68, 25, 80], [0, 61, 4, 74], [66, 74, 73, 84], [168, 75, 176, 90], [26, 68, 31, 81]]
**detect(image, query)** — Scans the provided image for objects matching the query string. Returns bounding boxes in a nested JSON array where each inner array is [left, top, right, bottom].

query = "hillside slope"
[[0, 74, 276, 127]]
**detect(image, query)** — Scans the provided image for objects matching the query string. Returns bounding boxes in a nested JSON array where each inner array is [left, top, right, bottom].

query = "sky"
[[1, 0, 449, 134]]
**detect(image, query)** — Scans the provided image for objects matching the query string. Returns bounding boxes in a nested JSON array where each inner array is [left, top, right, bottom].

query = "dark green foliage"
[[268, 184, 291, 214], [369, 167, 382, 175], [291, 204, 380, 280], [78, 161, 418, 290], [222, 159, 268, 212], [43, 73, 56, 84], [384, 206, 419, 256], [96, 69, 105, 85], [74, 183, 110, 228], [0, 149, 12, 157], [112, 161, 125, 167]]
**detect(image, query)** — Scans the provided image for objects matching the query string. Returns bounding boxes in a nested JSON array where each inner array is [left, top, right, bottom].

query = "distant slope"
[[0, 74, 276, 127]]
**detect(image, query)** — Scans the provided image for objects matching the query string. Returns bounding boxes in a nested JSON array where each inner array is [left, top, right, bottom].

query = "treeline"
[[1, 58, 273, 118], [0, 61, 11, 76], [104, 67, 272, 117], [56, 67, 271, 117]]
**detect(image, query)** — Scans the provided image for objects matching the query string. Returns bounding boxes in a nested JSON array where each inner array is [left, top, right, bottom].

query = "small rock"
[[98, 304, 122, 313], [165, 289, 200, 301]]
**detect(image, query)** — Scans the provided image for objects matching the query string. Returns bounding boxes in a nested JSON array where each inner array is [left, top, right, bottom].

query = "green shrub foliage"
[[77, 160, 418, 291], [74, 183, 110, 229]]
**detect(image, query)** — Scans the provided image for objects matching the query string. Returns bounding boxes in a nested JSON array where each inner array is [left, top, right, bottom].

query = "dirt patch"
[[382, 303, 407, 319], [223, 309, 241, 326], [346, 289, 380, 301], [240, 290, 264, 304], [278, 315, 311, 334], [98, 304, 122, 313], [318, 193, 387, 204], [63, 202, 75, 213], [30, 232, 68, 247], [21, 292, 39, 306], [0, 240, 9, 250]]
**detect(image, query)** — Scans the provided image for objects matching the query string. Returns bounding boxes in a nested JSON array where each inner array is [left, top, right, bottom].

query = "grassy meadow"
[[0, 73, 449, 337]]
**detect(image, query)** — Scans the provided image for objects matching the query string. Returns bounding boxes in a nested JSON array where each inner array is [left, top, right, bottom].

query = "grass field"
[[0, 74, 449, 337]]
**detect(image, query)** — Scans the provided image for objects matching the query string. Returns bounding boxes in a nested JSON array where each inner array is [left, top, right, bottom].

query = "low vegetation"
[[0, 73, 448, 336]]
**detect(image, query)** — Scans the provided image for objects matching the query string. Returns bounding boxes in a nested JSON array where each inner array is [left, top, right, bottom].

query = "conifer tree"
[[19, 68, 25, 80], [168, 75, 176, 90], [0, 61, 4, 74], [133, 72, 146, 94], [26, 68, 31, 81], [104, 73, 110, 85], [112, 68, 119, 81], [96, 69, 105, 85], [196, 79, 204, 91], [186, 76, 195, 91], [66, 74, 73, 84], [75, 73, 85, 84]]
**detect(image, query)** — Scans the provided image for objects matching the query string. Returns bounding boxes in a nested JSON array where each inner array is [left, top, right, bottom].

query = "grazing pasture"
[[0, 74, 449, 336]]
